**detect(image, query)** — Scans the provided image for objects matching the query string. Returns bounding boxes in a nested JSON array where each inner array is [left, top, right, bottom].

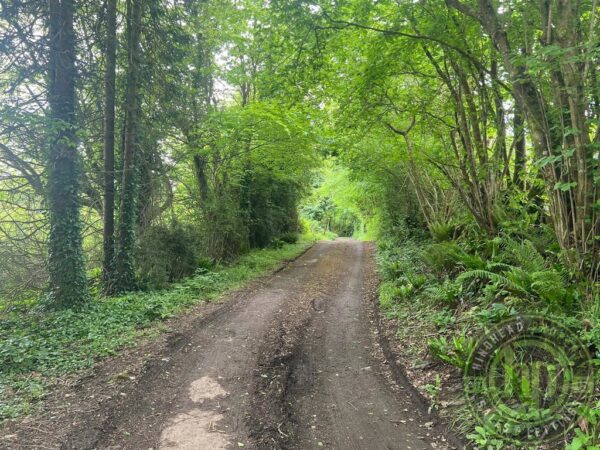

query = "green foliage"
[[423, 374, 442, 410], [198, 194, 250, 261], [457, 239, 577, 309], [431, 309, 455, 329], [240, 172, 302, 249], [175, 102, 318, 262], [424, 278, 461, 306], [423, 242, 484, 274], [466, 426, 506, 449], [457, 270, 524, 293], [2, 1, 600, 446], [279, 232, 298, 244], [566, 402, 600, 449], [427, 334, 475, 370], [300, 164, 365, 238], [136, 223, 203, 289], [429, 221, 459, 242], [502, 238, 547, 274], [472, 303, 515, 326], [375, 215, 593, 448], [298, 217, 337, 241], [378, 281, 403, 310]]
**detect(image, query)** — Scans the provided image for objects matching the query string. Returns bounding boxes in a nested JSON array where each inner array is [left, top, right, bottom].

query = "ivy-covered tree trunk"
[[102, 0, 117, 293], [114, 0, 143, 293], [46, 0, 88, 307]]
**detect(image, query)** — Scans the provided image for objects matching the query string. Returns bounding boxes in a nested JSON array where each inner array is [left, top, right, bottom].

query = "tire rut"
[[49, 239, 459, 450], [249, 239, 459, 450], [61, 243, 328, 450]]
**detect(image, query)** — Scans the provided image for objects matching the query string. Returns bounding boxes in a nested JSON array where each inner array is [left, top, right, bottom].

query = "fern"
[[486, 262, 513, 272], [530, 270, 570, 305], [505, 267, 532, 290], [425, 279, 460, 303], [430, 221, 456, 242], [459, 264, 574, 308], [503, 238, 546, 273], [454, 251, 487, 270], [457, 269, 526, 293]]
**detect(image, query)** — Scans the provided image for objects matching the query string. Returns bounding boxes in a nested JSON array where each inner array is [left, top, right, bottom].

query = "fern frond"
[[503, 238, 546, 273], [530, 270, 569, 304], [486, 262, 513, 272], [457, 269, 525, 293], [505, 267, 532, 290]]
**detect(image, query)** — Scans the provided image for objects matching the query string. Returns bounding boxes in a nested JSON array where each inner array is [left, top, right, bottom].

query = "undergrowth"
[[0, 240, 311, 421], [375, 230, 600, 449]]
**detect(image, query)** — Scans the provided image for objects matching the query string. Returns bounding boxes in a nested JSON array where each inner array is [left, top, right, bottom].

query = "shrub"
[[136, 223, 201, 289], [429, 221, 458, 242], [457, 260, 576, 309], [423, 242, 469, 274], [279, 232, 298, 244], [270, 238, 284, 249]]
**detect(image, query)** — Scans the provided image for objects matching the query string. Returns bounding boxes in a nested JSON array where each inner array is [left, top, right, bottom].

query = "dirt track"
[[4, 239, 459, 450]]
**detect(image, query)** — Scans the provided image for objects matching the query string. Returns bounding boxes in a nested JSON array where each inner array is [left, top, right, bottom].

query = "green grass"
[[0, 240, 312, 421]]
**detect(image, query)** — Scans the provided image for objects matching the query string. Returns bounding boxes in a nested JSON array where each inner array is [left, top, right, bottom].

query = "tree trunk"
[[114, 0, 143, 293], [193, 154, 210, 202], [46, 0, 88, 307], [512, 107, 526, 188], [102, 0, 117, 293], [446, 0, 599, 281]]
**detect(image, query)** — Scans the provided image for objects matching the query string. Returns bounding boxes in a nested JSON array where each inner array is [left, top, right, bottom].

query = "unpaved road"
[[8, 239, 458, 450]]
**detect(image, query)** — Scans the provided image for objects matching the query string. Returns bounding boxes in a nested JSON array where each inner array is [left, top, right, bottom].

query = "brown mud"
[[2, 239, 462, 450]]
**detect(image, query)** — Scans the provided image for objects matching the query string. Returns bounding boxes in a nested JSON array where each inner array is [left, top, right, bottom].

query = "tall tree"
[[114, 0, 143, 292], [102, 0, 117, 292], [446, 0, 600, 280], [46, 0, 88, 307], [512, 107, 526, 188]]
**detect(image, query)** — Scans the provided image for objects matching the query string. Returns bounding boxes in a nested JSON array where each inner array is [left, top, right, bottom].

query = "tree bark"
[[102, 0, 117, 292], [114, 0, 143, 292], [512, 107, 526, 188], [193, 154, 210, 202], [446, 0, 599, 281], [46, 0, 88, 307]]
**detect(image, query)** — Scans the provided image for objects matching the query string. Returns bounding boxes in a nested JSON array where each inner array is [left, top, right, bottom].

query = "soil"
[[1, 239, 464, 450]]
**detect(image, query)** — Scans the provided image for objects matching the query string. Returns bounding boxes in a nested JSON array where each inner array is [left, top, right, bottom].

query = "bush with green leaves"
[[423, 242, 482, 275], [136, 223, 203, 289], [566, 402, 600, 449], [429, 221, 460, 242]]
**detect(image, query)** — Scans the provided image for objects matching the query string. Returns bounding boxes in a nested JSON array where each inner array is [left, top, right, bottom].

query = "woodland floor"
[[2, 239, 463, 450]]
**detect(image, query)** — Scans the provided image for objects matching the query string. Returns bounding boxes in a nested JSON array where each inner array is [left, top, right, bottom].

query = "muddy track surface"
[[3, 239, 461, 450]]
